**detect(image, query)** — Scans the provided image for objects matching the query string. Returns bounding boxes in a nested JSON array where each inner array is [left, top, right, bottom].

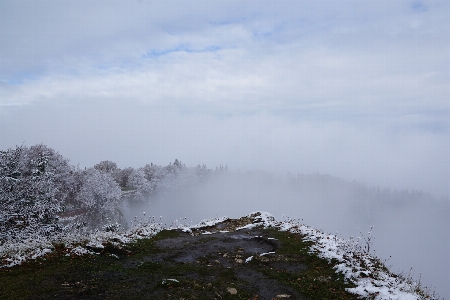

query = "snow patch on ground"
[[236, 223, 257, 230], [71, 246, 96, 256], [188, 216, 229, 229], [249, 211, 437, 300], [0, 219, 164, 268]]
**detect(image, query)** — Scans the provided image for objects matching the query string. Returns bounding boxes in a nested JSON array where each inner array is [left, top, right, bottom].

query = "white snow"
[[188, 216, 229, 229], [0, 216, 164, 268], [249, 211, 434, 300], [162, 278, 179, 285], [71, 246, 95, 256], [86, 241, 104, 249], [259, 251, 276, 256], [30, 248, 52, 260], [181, 227, 192, 233], [236, 223, 257, 230]]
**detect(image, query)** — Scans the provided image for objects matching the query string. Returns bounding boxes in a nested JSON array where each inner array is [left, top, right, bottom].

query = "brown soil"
[[140, 226, 308, 299]]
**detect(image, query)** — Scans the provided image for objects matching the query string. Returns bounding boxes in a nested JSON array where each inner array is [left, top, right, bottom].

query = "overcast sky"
[[1, 0, 449, 197]]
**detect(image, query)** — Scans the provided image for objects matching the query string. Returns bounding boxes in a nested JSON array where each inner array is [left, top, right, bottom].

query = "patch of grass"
[[152, 229, 182, 241], [254, 229, 360, 300], [124, 229, 180, 255]]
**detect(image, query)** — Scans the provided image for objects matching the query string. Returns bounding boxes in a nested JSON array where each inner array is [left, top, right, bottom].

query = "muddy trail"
[[0, 215, 359, 300]]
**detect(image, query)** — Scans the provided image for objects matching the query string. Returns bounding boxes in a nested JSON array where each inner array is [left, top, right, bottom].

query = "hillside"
[[0, 212, 437, 300]]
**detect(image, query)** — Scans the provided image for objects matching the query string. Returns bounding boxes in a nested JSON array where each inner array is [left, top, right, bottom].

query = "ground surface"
[[0, 216, 360, 300]]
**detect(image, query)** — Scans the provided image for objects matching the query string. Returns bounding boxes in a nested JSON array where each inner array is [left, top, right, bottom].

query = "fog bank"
[[124, 172, 450, 298], [2, 103, 449, 199]]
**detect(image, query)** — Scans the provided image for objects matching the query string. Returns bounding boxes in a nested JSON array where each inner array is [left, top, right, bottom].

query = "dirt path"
[[0, 215, 359, 299], [140, 227, 307, 299]]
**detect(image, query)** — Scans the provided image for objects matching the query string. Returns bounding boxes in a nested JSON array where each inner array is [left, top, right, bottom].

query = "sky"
[[1, 0, 450, 198]]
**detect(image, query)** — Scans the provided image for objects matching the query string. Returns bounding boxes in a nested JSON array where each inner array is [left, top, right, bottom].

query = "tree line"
[[0, 144, 215, 244]]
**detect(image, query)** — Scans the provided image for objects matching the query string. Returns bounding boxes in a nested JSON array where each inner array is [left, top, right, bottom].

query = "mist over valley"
[[124, 168, 449, 299]]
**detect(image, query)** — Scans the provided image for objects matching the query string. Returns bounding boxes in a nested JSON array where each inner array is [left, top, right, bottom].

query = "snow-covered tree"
[[74, 168, 124, 229], [166, 159, 185, 175], [141, 163, 164, 191], [0, 145, 72, 243], [113, 167, 134, 188], [127, 168, 153, 198], [23, 144, 75, 205], [196, 164, 210, 181], [157, 159, 186, 190], [94, 160, 118, 174], [0, 144, 216, 241]]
